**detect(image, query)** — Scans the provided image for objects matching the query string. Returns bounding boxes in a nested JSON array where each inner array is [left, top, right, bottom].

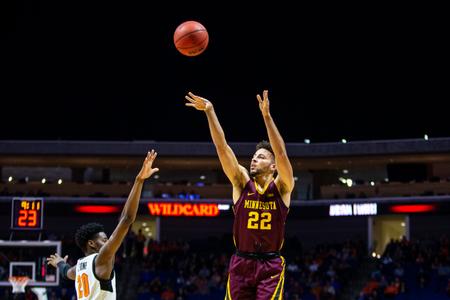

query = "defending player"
[[46, 150, 159, 299]]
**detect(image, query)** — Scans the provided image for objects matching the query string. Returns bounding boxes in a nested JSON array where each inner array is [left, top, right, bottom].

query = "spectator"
[[135, 229, 146, 260]]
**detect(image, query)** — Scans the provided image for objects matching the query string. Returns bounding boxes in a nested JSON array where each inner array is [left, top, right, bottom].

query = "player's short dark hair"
[[75, 223, 104, 251], [256, 140, 274, 157]]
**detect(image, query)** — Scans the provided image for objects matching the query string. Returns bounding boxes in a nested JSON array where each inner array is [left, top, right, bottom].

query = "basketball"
[[174, 21, 209, 57]]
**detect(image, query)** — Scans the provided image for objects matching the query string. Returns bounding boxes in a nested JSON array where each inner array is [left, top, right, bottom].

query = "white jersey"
[[75, 253, 116, 300]]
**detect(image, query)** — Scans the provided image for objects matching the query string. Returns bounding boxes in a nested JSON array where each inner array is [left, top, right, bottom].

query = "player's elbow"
[[120, 215, 135, 226]]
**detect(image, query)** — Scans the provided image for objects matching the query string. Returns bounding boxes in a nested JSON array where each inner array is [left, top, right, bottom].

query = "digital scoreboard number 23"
[[11, 198, 44, 230]]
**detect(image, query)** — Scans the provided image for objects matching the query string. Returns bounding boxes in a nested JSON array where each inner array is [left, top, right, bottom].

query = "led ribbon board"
[[329, 203, 377, 217]]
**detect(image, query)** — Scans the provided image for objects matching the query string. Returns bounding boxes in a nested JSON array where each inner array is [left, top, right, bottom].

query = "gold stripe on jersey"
[[225, 274, 232, 300], [254, 179, 273, 195], [270, 256, 286, 300], [279, 239, 284, 251]]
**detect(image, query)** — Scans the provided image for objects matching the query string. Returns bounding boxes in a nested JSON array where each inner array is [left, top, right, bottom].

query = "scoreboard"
[[11, 198, 44, 230]]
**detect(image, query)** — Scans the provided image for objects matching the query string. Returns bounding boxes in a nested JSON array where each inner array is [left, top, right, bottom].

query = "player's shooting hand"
[[46, 253, 68, 268], [257, 90, 270, 117], [185, 92, 213, 112], [136, 150, 159, 181]]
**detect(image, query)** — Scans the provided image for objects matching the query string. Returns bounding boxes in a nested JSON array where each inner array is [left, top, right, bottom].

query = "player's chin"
[[249, 170, 257, 176]]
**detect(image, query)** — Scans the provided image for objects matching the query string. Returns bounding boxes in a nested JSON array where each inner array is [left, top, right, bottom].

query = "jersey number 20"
[[77, 273, 90, 298]]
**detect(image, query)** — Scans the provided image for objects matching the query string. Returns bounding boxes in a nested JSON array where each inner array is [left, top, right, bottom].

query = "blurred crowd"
[[358, 236, 450, 300]]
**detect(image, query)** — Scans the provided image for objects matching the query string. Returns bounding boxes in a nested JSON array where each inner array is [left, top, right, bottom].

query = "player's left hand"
[[46, 253, 68, 268], [257, 90, 270, 117], [136, 150, 159, 181]]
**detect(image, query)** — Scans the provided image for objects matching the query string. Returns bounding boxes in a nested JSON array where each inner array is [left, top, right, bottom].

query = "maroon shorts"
[[225, 254, 285, 300]]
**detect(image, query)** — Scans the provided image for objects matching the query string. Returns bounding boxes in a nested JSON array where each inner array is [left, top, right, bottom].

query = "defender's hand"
[[136, 150, 159, 181]]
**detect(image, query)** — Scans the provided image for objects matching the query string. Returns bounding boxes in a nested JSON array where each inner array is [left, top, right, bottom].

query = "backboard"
[[0, 241, 60, 287]]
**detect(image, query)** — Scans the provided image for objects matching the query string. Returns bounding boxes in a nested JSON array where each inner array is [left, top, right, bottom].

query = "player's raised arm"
[[257, 90, 294, 203], [185, 92, 248, 198], [95, 151, 159, 278]]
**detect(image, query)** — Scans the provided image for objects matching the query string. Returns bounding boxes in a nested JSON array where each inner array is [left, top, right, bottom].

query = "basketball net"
[[8, 276, 29, 293]]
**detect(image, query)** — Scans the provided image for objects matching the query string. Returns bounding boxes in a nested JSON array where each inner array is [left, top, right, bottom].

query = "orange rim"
[[9, 276, 29, 282]]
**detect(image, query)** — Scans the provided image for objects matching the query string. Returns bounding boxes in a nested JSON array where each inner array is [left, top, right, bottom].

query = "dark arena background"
[[1, 1, 449, 300]]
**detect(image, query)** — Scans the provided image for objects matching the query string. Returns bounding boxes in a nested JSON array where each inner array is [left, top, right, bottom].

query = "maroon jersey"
[[233, 179, 289, 253]]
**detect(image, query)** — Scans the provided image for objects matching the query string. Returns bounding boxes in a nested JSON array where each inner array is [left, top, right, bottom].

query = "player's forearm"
[[120, 178, 144, 224], [263, 114, 287, 155], [205, 108, 228, 148]]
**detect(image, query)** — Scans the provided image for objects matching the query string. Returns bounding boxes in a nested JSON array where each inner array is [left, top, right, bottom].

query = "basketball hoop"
[[8, 276, 29, 293]]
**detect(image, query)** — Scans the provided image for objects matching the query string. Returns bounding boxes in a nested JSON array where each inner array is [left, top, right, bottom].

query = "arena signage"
[[389, 204, 435, 213], [329, 203, 377, 216], [147, 202, 220, 217], [74, 205, 121, 214]]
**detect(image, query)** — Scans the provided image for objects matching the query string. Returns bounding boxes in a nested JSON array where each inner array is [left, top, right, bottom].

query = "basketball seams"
[[174, 29, 207, 44], [175, 36, 209, 50]]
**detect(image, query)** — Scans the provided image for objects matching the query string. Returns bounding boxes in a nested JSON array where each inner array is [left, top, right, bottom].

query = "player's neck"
[[85, 249, 98, 256], [253, 173, 273, 190]]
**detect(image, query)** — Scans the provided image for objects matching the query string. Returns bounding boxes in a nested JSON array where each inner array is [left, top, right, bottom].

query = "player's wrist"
[[57, 261, 70, 280], [263, 112, 272, 119], [135, 176, 145, 183], [205, 105, 213, 113]]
